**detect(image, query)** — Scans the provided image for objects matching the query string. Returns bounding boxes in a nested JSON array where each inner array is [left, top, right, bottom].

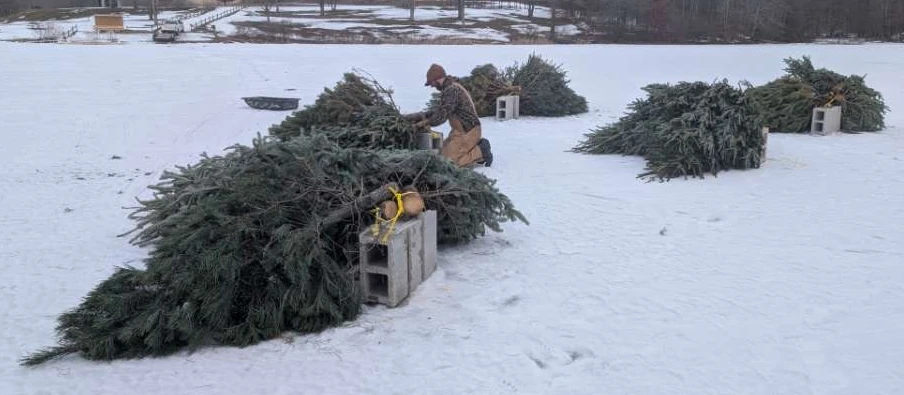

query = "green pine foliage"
[[425, 54, 588, 118], [269, 72, 432, 151], [301, 105, 420, 150], [745, 77, 815, 133], [268, 72, 388, 141], [747, 56, 888, 132], [572, 80, 766, 181], [22, 135, 526, 366], [504, 54, 588, 117]]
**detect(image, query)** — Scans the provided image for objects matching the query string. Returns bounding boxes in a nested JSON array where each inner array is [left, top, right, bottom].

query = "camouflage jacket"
[[422, 78, 481, 132]]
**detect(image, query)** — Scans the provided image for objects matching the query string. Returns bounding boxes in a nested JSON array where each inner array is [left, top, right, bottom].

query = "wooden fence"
[[188, 6, 245, 32], [175, 8, 214, 22]]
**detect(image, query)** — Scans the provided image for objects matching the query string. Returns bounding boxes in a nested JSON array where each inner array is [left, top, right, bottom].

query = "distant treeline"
[[472, 0, 904, 43], [4, 0, 904, 43]]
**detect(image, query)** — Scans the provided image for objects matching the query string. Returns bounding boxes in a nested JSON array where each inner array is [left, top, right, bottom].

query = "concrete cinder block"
[[496, 95, 520, 121], [432, 132, 443, 153], [360, 218, 422, 249], [359, 219, 421, 307], [416, 131, 443, 153], [361, 266, 408, 307], [811, 106, 842, 135], [421, 210, 437, 279], [357, 210, 439, 308], [360, 230, 409, 307], [407, 220, 424, 291], [416, 132, 432, 150]]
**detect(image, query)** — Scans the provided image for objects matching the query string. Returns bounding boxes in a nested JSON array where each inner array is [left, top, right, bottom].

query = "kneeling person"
[[404, 64, 493, 167]]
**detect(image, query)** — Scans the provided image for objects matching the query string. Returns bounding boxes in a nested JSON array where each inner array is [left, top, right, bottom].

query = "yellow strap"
[[370, 187, 415, 244]]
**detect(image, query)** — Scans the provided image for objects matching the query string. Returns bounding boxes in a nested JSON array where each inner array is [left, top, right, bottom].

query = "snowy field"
[[1, 42, 904, 394], [0, 4, 569, 44], [209, 4, 563, 42], [0, 9, 195, 43]]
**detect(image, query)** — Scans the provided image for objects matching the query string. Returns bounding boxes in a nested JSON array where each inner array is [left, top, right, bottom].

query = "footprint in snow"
[[526, 346, 595, 371], [566, 349, 594, 365], [528, 354, 547, 369], [500, 295, 521, 307]]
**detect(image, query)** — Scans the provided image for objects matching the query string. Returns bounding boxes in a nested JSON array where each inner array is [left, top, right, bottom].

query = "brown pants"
[[441, 125, 483, 167]]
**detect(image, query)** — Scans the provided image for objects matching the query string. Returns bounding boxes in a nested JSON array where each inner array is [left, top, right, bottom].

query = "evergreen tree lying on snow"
[[426, 54, 588, 118], [747, 56, 888, 133], [572, 80, 766, 181], [503, 54, 588, 117], [21, 135, 526, 366], [268, 72, 401, 143], [269, 72, 457, 151]]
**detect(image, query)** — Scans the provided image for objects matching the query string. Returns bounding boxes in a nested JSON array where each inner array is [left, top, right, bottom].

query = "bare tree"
[[507, 0, 904, 43], [263, 0, 273, 23], [549, 0, 558, 39], [458, 0, 465, 20], [0, 0, 19, 18], [148, 0, 157, 22]]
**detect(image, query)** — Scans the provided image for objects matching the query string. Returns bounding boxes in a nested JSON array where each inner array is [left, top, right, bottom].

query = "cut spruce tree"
[[22, 135, 527, 366], [267, 72, 422, 150], [747, 56, 888, 133], [572, 80, 766, 181], [503, 54, 588, 117]]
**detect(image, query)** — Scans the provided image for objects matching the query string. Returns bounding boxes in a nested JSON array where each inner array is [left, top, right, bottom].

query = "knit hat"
[[425, 63, 446, 86]]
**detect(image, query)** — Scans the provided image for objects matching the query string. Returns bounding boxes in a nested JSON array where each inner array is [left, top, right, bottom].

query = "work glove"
[[402, 112, 425, 122]]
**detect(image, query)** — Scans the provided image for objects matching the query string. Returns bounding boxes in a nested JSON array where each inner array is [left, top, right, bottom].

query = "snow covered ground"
[[208, 5, 558, 42], [0, 9, 195, 43], [1, 42, 903, 395], [0, 4, 569, 43]]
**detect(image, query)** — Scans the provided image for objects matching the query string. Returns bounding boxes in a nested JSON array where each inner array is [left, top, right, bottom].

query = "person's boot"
[[477, 138, 493, 167]]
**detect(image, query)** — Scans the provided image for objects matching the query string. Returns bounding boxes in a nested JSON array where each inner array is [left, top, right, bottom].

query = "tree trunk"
[[458, 0, 465, 21], [723, 0, 732, 40], [410, 0, 416, 21], [318, 183, 399, 229], [550, 0, 558, 39], [749, 0, 763, 40]]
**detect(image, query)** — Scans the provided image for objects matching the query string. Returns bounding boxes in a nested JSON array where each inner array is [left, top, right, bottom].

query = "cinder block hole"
[[366, 244, 388, 267], [814, 122, 824, 132], [366, 273, 389, 297], [815, 111, 826, 121]]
